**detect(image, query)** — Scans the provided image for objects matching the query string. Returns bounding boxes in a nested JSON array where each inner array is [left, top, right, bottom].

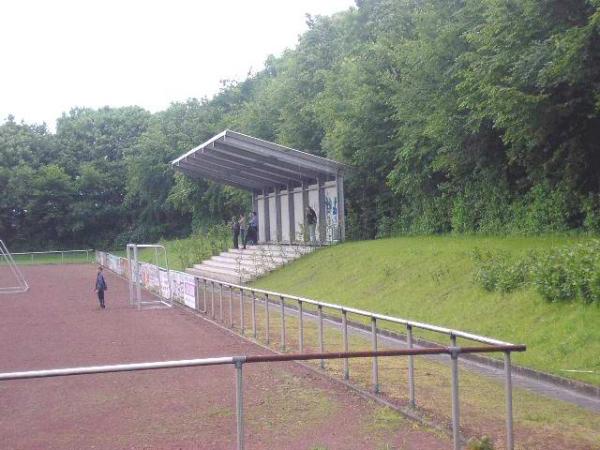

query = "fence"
[[96, 250, 527, 449], [10, 249, 94, 264], [0, 345, 525, 450]]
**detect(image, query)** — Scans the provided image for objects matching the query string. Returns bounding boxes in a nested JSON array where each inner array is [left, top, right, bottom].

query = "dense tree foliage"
[[1, 0, 599, 250]]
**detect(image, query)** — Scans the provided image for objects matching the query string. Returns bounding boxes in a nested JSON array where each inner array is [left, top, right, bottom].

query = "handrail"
[[0, 345, 526, 450], [195, 274, 514, 347], [0, 346, 525, 381]]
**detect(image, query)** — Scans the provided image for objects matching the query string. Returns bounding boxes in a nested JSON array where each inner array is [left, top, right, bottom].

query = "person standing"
[[248, 211, 258, 245], [306, 206, 318, 244], [232, 216, 241, 249], [95, 266, 108, 309], [239, 213, 248, 249]]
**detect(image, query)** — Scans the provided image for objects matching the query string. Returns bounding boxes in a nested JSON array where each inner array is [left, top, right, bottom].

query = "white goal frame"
[[126, 243, 171, 310], [0, 240, 29, 294]]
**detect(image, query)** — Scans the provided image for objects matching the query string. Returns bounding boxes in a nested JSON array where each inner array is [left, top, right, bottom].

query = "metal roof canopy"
[[172, 130, 348, 192]]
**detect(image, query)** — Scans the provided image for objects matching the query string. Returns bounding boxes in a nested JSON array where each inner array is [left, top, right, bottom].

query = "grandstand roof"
[[171, 130, 348, 191]]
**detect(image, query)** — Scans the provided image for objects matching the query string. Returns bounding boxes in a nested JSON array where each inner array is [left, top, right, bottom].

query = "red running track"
[[0, 264, 449, 449]]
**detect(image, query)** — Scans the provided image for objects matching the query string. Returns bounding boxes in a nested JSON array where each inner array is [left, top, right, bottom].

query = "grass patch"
[[206, 288, 600, 449], [250, 235, 600, 385]]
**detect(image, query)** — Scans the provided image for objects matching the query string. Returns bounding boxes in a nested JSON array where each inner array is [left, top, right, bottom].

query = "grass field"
[[248, 235, 600, 385]]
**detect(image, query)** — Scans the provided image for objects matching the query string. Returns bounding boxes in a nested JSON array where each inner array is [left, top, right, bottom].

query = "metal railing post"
[[219, 284, 224, 322], [505, 351, 514, 450], [229, 285, 233, 328], [251, 291, 257, 339], [239, 289, 245, 336], [234, 359, 244, 450], [280, 296, 286, 351], [318, 305, 325, 369], [451, 333, 457, 347], [211, 282, 215, 319], [371, 317, 379, 393], [298, 300, 304, 353], [61, 251, 64, 264], [342, 310, 349, 380], [203, 280, 207, 313], [407, 324, 415, 407], [451, 348, 460, 450], [264, 294, 270, 344]]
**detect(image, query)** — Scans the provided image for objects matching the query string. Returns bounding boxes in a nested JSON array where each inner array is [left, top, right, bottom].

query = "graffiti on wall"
[[325, 193, 339, 242]]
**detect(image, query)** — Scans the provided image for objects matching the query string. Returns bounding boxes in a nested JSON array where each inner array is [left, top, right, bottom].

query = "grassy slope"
[[252, 235, 600, 385]]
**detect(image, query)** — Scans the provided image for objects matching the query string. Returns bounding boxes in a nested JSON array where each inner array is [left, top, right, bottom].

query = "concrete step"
[[216, 253, 291, 265], [197, 259, 273, 274], [186, 244, 320, 284], [186, 267, 253, 284], [201, 257, 277, 271], [226, 245, 314, 257]]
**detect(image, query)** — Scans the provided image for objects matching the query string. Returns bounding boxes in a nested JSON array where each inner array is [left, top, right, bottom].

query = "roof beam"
[[189, 154, 293, 186], [212, 142, 324, 180], [176, 161, 262, 190], [222, 134, 340, 175], [192, 151, 311, 185], [174, 165, 252, 192], [180, 158, 271, 190], [224, 130, 346, 172]]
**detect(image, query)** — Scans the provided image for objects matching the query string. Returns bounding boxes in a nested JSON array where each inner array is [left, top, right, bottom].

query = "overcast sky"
[[1, 0, 355, 130]]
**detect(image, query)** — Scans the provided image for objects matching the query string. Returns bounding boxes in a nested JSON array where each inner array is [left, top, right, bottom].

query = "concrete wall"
[[256, 179, 342, 244]]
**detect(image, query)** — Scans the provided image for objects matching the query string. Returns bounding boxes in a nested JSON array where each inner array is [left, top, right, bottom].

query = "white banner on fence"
[[95, 251, 195, 310], [161, 270, 170, 299], [169, 271, 195, 309]]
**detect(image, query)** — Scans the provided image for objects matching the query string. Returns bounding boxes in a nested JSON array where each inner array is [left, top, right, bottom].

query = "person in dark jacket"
[[95, 266, 108, 309], [232, 216, 241, 249], [247, 211, 258, 245], [306, 206, 317, 244]]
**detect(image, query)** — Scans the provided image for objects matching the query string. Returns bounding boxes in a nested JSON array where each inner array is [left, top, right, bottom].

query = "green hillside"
[[252, 235, 600, 385]]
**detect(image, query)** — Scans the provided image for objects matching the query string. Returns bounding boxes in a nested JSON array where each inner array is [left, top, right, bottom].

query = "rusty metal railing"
[[0, 345, 525, 450]]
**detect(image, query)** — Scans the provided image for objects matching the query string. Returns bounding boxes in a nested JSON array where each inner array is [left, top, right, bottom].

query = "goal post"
[[126, 243, 171, 310], [0, 240, 29, 294]]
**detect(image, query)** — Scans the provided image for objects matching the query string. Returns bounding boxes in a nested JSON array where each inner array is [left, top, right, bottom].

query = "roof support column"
[[337, 173, 345, 241], [252, 191, 258, 217], [318, 177, 326, 244], [263, 188, 270, 243], [288, 183, 295, 243], [302, 182, 309, 243], [275, 186, 282, 242]]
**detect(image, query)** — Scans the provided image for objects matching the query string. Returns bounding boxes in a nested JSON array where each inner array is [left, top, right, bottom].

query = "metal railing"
[[10, 249, 94, 264], [0, 345, 525, 450], [192, 275, 525, 450], [94, 250, 527, 449]]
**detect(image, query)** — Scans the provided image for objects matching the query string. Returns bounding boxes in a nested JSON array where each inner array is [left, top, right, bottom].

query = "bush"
[[531, 241, 600, 304], [172, 223, 231, 270], [472, 249, 530, 293], [473, 240, 600, 304]]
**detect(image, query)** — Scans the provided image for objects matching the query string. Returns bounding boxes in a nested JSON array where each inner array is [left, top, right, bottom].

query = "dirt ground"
[[0, 264, 450, 450]]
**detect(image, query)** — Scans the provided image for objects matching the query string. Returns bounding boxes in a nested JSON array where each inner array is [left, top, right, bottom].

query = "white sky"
[[0, 0, 355, 130]]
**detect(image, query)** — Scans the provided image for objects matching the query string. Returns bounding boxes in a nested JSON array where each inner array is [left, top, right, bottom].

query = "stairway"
[[185, 244, 317, 284]]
